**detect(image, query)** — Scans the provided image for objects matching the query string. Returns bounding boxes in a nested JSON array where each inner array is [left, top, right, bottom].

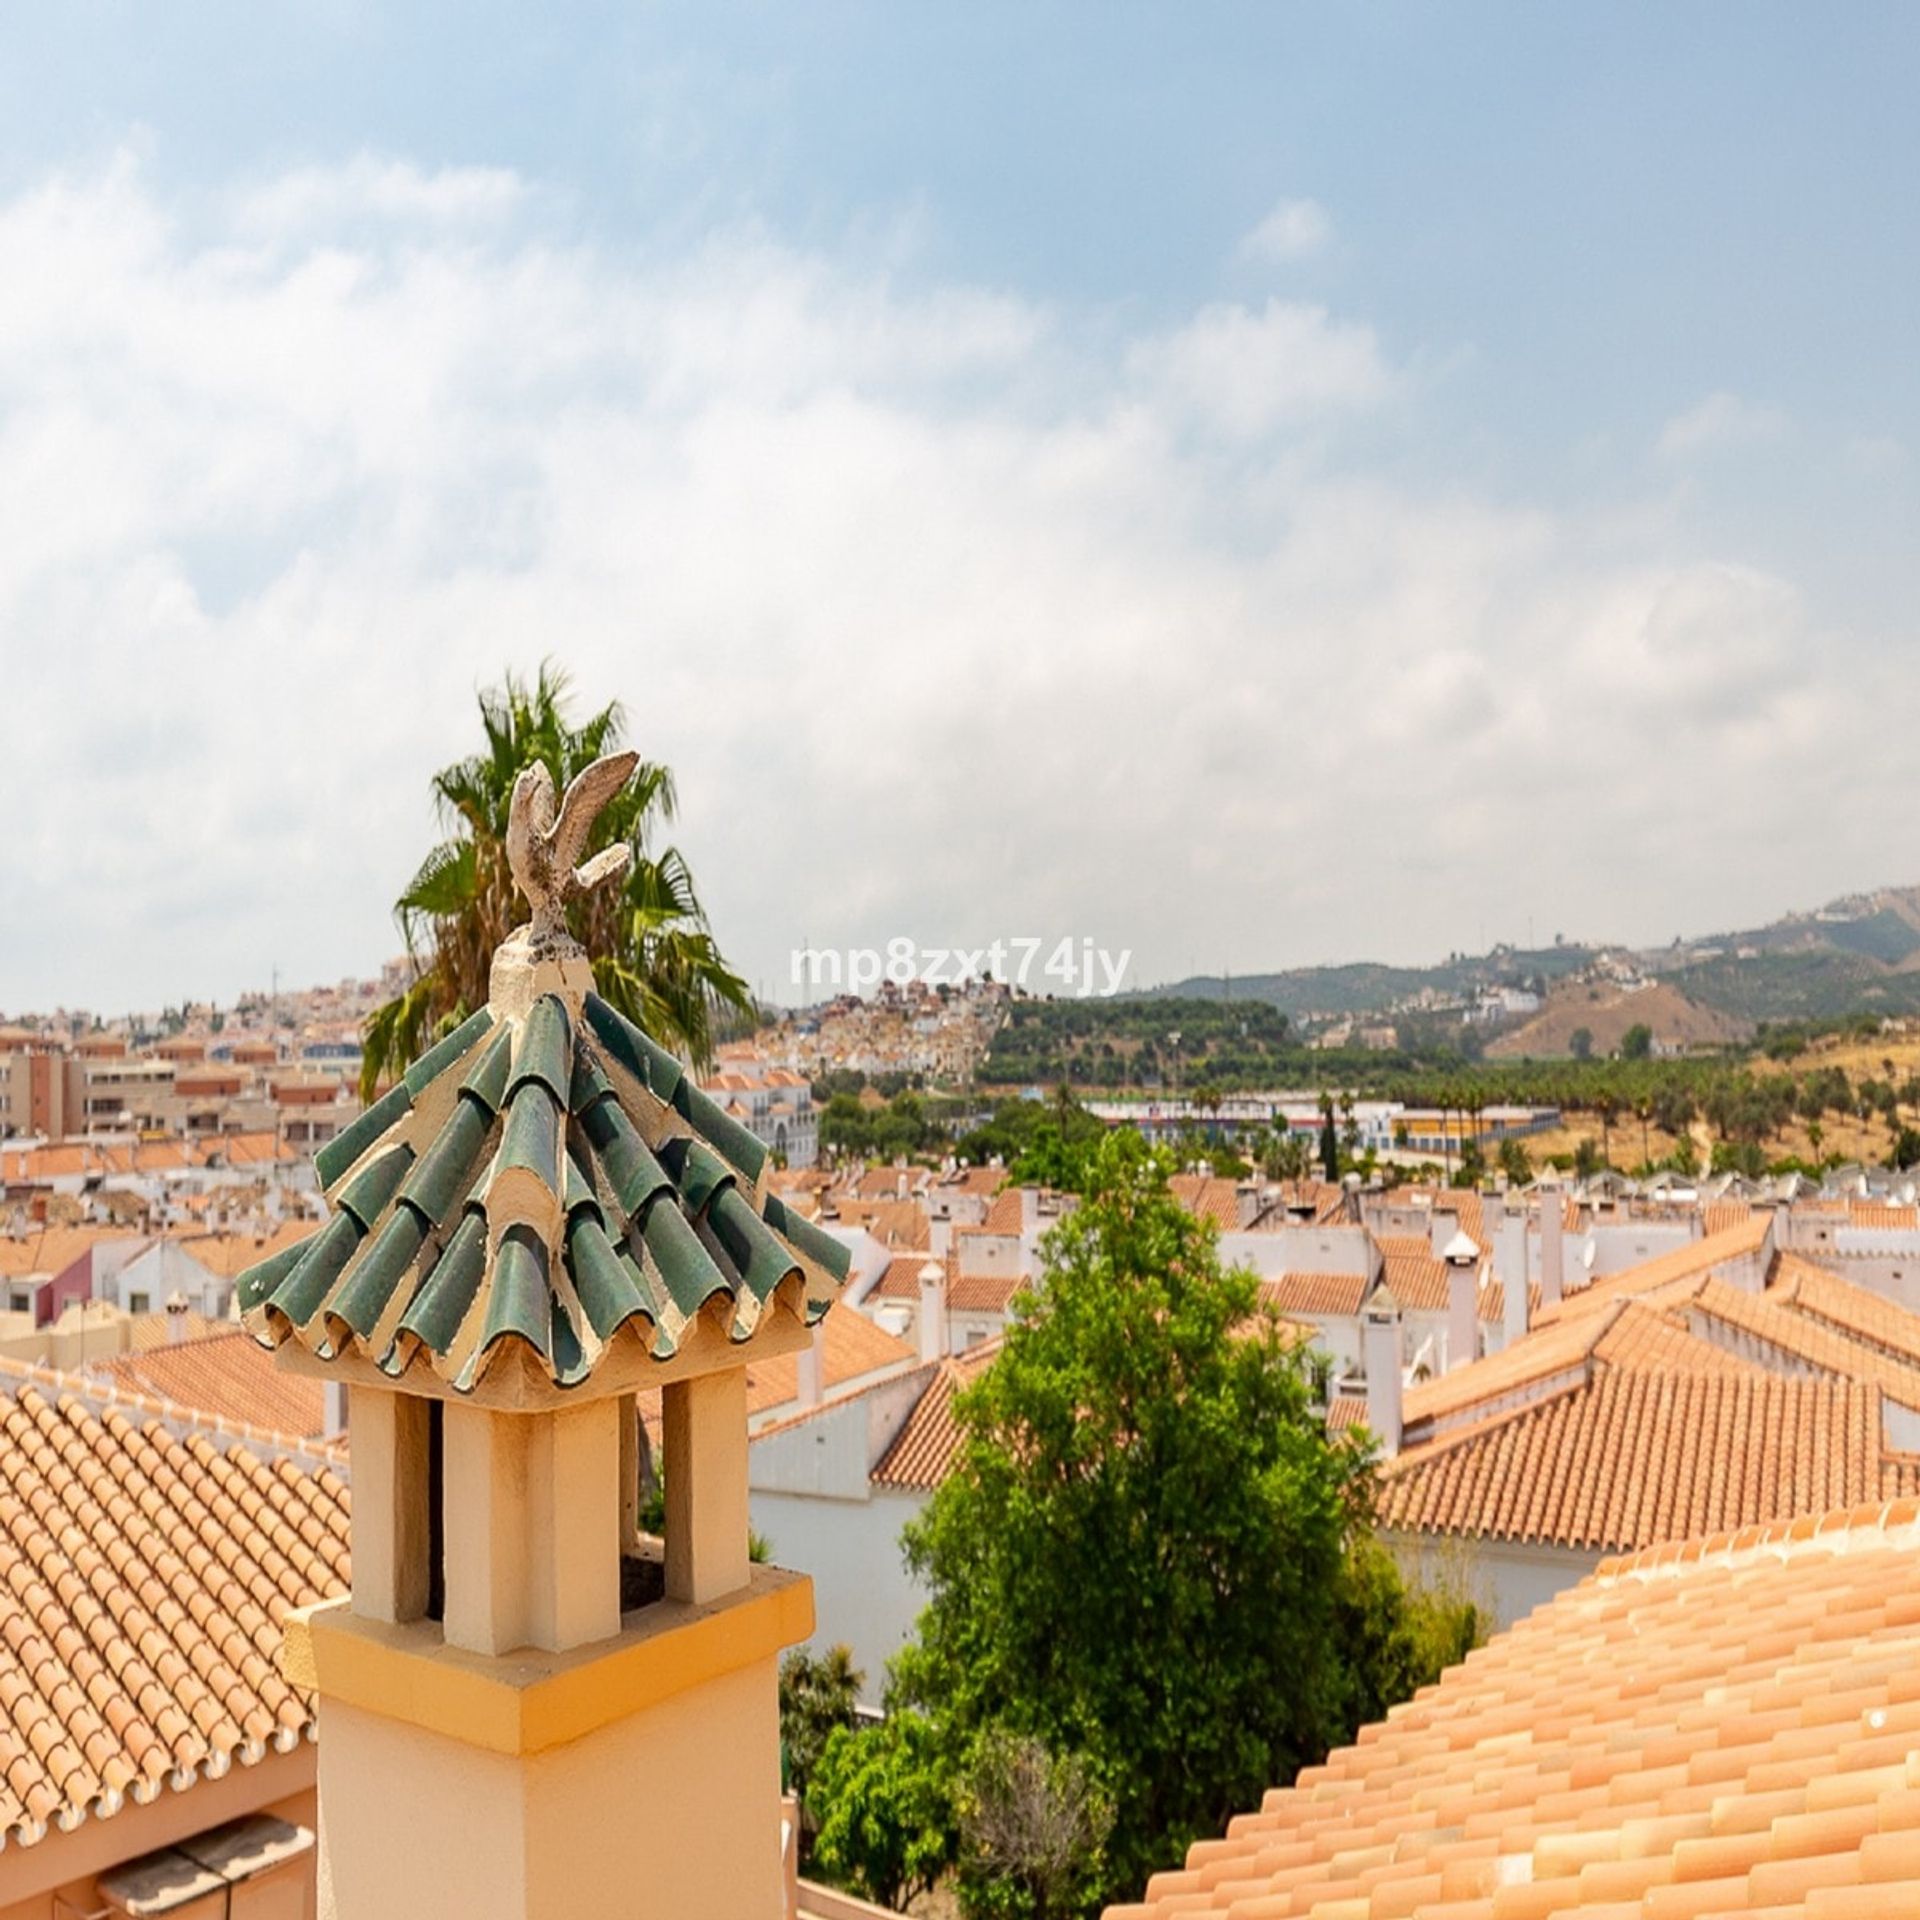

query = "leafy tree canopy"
[[875, 1132, 1477, 1910]]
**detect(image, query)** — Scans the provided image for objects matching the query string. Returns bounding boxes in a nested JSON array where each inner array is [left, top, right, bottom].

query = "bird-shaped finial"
[[505, 750, 640, 951]]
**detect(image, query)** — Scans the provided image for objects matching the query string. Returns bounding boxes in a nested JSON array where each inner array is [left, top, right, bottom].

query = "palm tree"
[[360, 663, 751, 1098]]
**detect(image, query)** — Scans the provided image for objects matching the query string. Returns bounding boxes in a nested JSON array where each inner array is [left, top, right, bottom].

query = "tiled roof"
[[950, 1274, 1029, 1316], [870, 1252, 950, 1301], [0, 1385, 347, 1848], [983, 1188, 1026, 1233], [1169, 1175, 1241, 1233], [740, 1309, 917, 1419], [1108, 1498, 1920, 1919], [1377, 1235, 1456, 1312], [1535, 1213, 1773, 1328], [826, 1197, 929, 1250], [1381, 1371, 1920, 1550], [870, 1341, 1003, 1490], [90, 1334, 327, 1440], [1702, 1198, 1755, 1236], [1688, 1276, 1920, 1409], [1259, 1272, 1371, 1319], [1850, 1199, 1919, 1229], [239, 994, 849, 1397], [174, 1223, 318, 1281], [0, 1228, 132, 1281], [1771, 1253, 1920, 1367], [1324, 1393, 1369, 1435]]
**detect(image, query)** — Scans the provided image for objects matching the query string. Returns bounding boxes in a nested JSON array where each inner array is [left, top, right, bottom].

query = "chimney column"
[[1363, 1300, 1403, 1455], [1540, 1184, 1565, 1306], [918, 1258, 947, 1364]]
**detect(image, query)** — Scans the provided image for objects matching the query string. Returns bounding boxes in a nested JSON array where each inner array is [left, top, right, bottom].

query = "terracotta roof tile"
[[1769, 1254, 1920, 1368], [1536, 1216, 1774, 1329], [0, 1384, 346, 1849], [1688, 1277, 1920, 1408], [1260, 1273, 1372, 1319], [870, 1341, 1002, 1490], [1381, 1373, 1920, 1552], [1169, 1175, 1241, 1233], [89, 1334, 328, 1440], [1107, 1501, 1920, 1918]]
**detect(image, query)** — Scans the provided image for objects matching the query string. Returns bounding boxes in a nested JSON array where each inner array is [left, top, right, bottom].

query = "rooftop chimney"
[[1363, 1294, 1403, 1455], [1540, 1183, 1565, 1306], [919, 1258, 948, 1364], [322, 1379, 348, 1440], [795, 1323, 824, 1410], [1497, 1211, 1530, 1346], [164, 1289, 189, 1345], [1442, 1231, 1480, 1374]]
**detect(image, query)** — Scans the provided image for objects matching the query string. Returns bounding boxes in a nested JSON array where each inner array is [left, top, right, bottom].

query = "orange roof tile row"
[[1108, 1497, 1920, 1919], [0, 1386, 347, 1847], [1688, 1276, 1920, 1410], [88, 1334, 328, 1441], [869, 1342, 1002, 1490], [1169, 1175, 1242, 1233], [1536, 1214, 1773, 1328], [1769, 1253, 1920, 1368], [1261, 1273, 1372, 1320], [1381, 1371, 1920, 1551]]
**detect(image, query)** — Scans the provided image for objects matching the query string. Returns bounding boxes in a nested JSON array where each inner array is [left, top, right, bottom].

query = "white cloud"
[[1127, 299, 1391, 438], [1656, 390, 1787, 461], [0, 155, 1907, 1014], [1238, 198, 1332, 264]]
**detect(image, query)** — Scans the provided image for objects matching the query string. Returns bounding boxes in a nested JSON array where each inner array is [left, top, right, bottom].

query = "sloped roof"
[[1376, 1235, 1453, 1312], [0, 1385, 348, 1849], [0, 1228, 132, 1281], [1535, 1213, 1772, 1328], [1169, 1174, 1241, 1233], [1259, 1272, 1371, 1319], [1107, 1498, 1920, 1918], [870, 1340, 1003, 1490], [175, 1223, 318, 1280], [1381, 1371, 1920, 1551], [1772, 1252, 1920, 1367], [90, 1333, 327, 1440], [239, 994, 849, 1399], [1689, 1275, 1920, 1409]]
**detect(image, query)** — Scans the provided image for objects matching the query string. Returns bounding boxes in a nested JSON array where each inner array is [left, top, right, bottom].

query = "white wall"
[[750, 1486, 929, 1707], [1384, 1529, 1606, 1633]]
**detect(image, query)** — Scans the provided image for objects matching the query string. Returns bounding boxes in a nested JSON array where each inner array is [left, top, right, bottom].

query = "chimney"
[[918, 1258, 947, 1364], [323, 1380, 349, 1439], [1540, 1183, 1565, 1306], [1442, 1231, 1480, 1373], [1363, 1294, 1403, 1455], [795, 1324, 824, 1410], [895, 1169, 908, 1201], [164, 1289, 189, 1345], [1498, 1212, 1530, 1346]]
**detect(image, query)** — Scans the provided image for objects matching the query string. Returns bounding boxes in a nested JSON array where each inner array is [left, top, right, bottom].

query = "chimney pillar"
[[795, 1323, 824, 1410], [918, 1259, 948, 1364], [1363, 1300, 1403, 1455], [1442, 1231, 1481, 1373], [1540, 1184, 1565, 1305]]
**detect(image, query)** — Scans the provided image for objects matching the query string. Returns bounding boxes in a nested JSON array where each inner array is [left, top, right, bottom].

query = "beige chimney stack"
[[1442, 1230, 1480, 1374], [1363, 1291, 1403, 1455], [919, 1258, 948, 1364]]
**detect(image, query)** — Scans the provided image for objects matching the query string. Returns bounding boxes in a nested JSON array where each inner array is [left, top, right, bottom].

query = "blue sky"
[[0, 5, 1916, 1009]]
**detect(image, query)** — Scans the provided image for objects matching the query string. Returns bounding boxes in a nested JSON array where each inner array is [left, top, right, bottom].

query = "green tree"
[[811, 1712, 958, 1911], [1497, 1136, 1533, 1185], [1569, 1027, 1594, 1061], [1620, 1023, 1653, 1061], [1318, 1097, 1341, 1181], [361, 663, 749, 1097], [781, 1645, 865, 1862], [890, 1133, 1470, 1907]]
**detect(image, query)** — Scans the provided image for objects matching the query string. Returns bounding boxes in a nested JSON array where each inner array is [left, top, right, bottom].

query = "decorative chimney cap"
[[238, 754, 850, 1406], [1441, 1229, 1481, 1267]]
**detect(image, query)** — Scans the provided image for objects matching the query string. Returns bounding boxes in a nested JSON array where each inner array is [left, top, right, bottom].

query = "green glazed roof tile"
[[577, 1085, 673, 1223], [328, 1206, 428, 1341], [510, 995, 572, 1103], [397, 1094, 492, 1228], [567, 1212, 650, 1343], [461, 1022, 515, 1112], [235, 1231, 320, 1314], [337, 1143, 415, 1233], [658, 1136, 735, 1218], [640, 1198, 732, 1322], [479, 1224, 550, 1361], [670, 1078, 768, 1185], [265, 1213, 365, 1331], [498, 1079, 561, 1185], [250, 979, 848, 1398], [401, 1007, 496, 1098], [313, 1083, 410, 1189], [708, 1185, 801, 1308], [582, 992, 684, 1105], [394, 1212, 487, 1360]]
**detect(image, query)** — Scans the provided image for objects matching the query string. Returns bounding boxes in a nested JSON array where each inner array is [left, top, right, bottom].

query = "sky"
[[1, 3, 1917, 1013]]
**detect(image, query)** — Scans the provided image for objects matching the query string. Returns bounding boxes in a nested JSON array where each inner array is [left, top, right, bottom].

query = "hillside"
[[1143, 883, 1920, 1032], [1484, 979, 1748, 1060]]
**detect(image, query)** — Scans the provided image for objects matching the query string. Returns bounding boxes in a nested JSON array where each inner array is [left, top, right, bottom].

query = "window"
[[127, 1291, 149, 1314]]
